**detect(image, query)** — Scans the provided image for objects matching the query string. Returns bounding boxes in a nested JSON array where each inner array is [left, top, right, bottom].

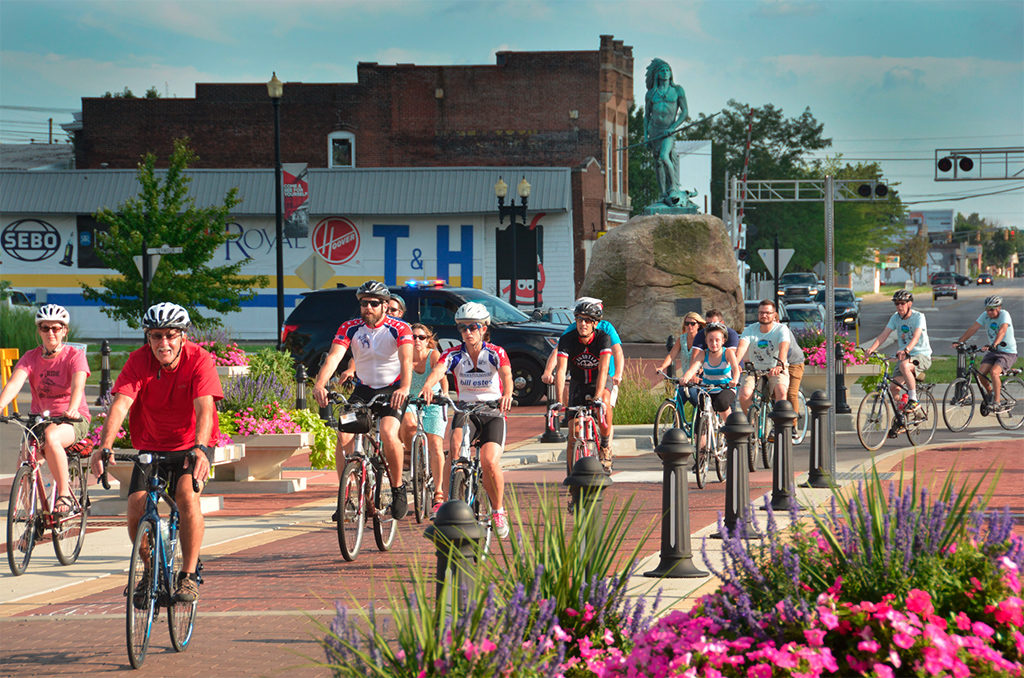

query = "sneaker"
[[993, 401, 1013, 414], [599, 446, 613, 474], [174, 572, 199, 603], [492, 510, 510, 539], [905, 399, 920, 414], [126, 566, 152, 610], [391, 483, 409, 520]]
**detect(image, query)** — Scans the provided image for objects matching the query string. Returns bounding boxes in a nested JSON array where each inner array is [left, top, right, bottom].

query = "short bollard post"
[[319, 402, 335, 428], [770, 400, 798, 511], [96, 339, 112, 404], [423, 501, 483, 609], [665, 335, 676, 378], [712, 411, 757, 539], [801, 391, 833, 488], [294, 364, 308, 410], [835, 343, 851, 414], [564, 455, 611, 578], [541, 383, 566, 443], [643, 428, 708, 579]]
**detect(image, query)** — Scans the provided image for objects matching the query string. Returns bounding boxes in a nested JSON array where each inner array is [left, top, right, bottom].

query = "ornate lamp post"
[[495, 176, 531, 307], [267, 72, 285, 348]]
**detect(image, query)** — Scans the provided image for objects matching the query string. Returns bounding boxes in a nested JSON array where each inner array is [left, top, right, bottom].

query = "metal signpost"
[[133, 243, 184, 310]]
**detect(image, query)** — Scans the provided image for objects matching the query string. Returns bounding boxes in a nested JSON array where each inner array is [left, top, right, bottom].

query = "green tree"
[[101, 86, 160, 99], [81, 138, 267, 329], [896, 235, 930, 283], [627, 104, 658, 215]]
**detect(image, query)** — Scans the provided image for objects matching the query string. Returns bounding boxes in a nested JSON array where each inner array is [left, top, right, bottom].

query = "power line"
[[0, 105, 78, 113], [901, 184, 1024, 205]]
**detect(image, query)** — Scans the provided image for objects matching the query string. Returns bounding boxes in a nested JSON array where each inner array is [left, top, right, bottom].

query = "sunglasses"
[[359, 299, 383, 308], [412, 334, 429, 341], [575, 316, 598, 324], [894, 301, 910, 306], [38, 324, 65, 333], [148, 331, 182, 342], [457, 323, 483, 333], [683, 321, 698, 327]]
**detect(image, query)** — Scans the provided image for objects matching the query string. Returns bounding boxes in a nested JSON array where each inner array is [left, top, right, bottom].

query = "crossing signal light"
[[858, 182, 888, 198], [938, 156, 974, 173]]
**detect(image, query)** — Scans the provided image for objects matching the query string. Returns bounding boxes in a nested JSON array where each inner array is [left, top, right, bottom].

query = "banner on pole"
[[282, 163, 309, 238]]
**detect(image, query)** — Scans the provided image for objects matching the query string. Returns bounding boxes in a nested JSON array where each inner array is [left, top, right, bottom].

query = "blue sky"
[[1, 0, 1021, 224]]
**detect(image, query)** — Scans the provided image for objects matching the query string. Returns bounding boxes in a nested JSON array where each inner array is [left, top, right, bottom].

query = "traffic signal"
[[937, 155, 974, 173], [856, 181, 888, 198]]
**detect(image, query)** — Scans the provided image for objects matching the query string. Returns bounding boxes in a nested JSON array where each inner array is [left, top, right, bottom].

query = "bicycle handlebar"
[[0, 412, 77, 427], [100, 448, 200, 493], [327, 390, 392, 409], [435, 396, 513, 414]]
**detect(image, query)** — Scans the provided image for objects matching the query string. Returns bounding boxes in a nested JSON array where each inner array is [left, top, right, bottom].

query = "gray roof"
[[0, 144, 74, 171], [0, 167, 571, 216]]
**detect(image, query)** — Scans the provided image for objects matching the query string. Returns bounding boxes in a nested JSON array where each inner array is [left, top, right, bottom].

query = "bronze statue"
[[644, 58, 698, 213]]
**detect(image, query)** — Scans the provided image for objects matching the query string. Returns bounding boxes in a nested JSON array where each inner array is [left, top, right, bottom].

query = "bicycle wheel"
[[692, 414, 709, 489], [745, 405, 760, 472], [337, 460, 365, 561], [761, 410, 775, 470], [712, 418, 725, 484], [572, 440, 597, 466], [856, 391, 892, 451], [449, 466, 470, 503], [410, 434, 430, 524], [168, 525, 197, 652], [373, 464, 397, 551], [7, 466, 37, 576], [906, 388, 937, 446], [474, 475, 493, 554], [792, 391, 809, 445], [653, 400, 680, 447], [996, 376, 1024, 431], [942, 378, 975, 432], [126, 520, 157, 669], [53, 454, 87, 565]]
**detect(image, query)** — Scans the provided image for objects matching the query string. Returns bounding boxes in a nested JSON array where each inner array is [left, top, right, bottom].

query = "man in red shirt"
[[91, 303, 222, 603]]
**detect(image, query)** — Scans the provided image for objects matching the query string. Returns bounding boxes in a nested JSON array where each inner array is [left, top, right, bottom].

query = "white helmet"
[[454, 302, 490, 323], [574, 296, 603, 309], [35, 304, 70, 326], [143, 302, 191, 330]]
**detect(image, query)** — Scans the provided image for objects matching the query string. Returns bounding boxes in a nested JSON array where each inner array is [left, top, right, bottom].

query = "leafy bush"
[[0, 305, 40, 355], [611, 361, 663, 425], [291, 407, 337, 470], [247, 346, 296, 386]]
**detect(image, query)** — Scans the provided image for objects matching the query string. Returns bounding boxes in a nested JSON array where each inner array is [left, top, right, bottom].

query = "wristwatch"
[[194, 444, 214, 461]]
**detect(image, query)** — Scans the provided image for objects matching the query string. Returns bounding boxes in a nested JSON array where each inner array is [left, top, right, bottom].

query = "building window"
[[606, 133, 614, 196], [616, 135, 624, 201], [328, 131, 355, 168]]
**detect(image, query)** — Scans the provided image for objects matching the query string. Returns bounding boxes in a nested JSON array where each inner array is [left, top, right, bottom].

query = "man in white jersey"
[[735, 299, 790, 412], [954, 295, 1018, 412], [865, 289, 932, 414], [313, 280, 413, 520]]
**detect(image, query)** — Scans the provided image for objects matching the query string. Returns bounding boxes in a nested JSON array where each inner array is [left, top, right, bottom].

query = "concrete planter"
[[216, 365, 250, 379], [213, 431, 312, 482], [801, 363, 880, 395]]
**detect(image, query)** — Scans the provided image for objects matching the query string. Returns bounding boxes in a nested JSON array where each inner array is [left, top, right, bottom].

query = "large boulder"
[[580, 214, 743, 341]]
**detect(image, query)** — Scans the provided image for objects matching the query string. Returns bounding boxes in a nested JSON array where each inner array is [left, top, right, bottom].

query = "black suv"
[[281, 283, 563, 405]]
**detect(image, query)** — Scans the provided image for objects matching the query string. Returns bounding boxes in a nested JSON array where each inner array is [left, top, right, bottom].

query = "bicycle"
[[437, 396, 510, 554], [405, 395, 438, 523], [653, 369, 697, 446], [328, 391, 397, 561], [687, 383, 727, 489], [744, 363, 777, 473], [3, 412, 91, 576], [856, 355, 937, 451], [549, 397, 606, 472], [944, 344, 1024, 432], [792, 389, 809, 445], [99, 450, 202, 669]]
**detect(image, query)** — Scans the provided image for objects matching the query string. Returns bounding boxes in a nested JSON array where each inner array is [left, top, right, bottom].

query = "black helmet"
[[574, 300, 603, 320], [356, 280, 390, 300], [892, 289, 913, 303]]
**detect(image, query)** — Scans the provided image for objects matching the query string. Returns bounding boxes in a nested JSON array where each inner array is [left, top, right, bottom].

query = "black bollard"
[[564, 454, 611, 578], [800, 391, 833, 488], [769, 400, 798, 511], [665, 335, 676, 378], [96, 339, 111, 405], [541, 383, 566, 443], [834, 343, 851, 414], [711, 411, 758, 539], [643, 428, 708, 579], [423, 500, 484, 609], [295, 364, 307, 410]]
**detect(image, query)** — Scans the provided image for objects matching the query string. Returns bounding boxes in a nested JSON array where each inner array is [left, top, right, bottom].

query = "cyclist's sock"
[[599, 435, 610, 449], [908, 389, 917, 401]]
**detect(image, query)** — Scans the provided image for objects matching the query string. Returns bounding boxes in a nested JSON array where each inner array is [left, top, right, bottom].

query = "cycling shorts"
[[688, 387, 735, 412], [451, 410, 506, 448], [128, 449, 200, 495], [404, 402, 447, 437], [350, 383, 402, 421]]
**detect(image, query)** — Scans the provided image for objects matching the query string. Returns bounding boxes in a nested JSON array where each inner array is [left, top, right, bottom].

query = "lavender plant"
[[219, 372, 292, 412]]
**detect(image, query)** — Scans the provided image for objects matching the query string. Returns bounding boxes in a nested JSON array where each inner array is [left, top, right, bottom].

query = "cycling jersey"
[[332, 317, 412, 389], [976, 309, 1016, 355], [561, 320, 621, 377], [440, 341, 510, 402], [557, 329, 612, 385], [885, 310, 931, 358]]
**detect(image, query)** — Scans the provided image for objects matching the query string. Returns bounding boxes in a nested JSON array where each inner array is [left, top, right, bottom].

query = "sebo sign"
[[2, 219, 62, 262]]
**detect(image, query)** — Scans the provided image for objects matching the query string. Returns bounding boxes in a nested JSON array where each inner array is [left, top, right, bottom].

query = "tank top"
[[702, 353, 732, 393], [409, 353, 440, 395]]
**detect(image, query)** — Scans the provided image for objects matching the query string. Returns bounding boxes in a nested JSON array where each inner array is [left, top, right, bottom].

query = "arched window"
[[328, 131, 355, 168]]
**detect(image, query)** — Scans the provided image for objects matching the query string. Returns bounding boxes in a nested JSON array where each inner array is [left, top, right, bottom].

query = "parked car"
[[954, 273, 972, 286], [785, 303, 827, 334], [0, 288, 38, 310], [813, 287, 860, 329], [281, 281, 563, 405], [931, 272, 958, 301], [977, 272, 993, 285], [777, 272, 821, 304], [530, 306, 575, 327]]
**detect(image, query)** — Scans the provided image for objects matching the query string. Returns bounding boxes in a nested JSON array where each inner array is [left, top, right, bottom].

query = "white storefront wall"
[[1, 211, 574, 340]]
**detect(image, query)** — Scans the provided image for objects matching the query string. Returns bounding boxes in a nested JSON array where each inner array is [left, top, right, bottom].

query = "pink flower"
[[995, 597, 1023, 627], [803, 628, 826, 647], [893, 632, 916, 649], [818, 607, 839, 630], [906, 589, 934, 617], [873, 664, 894, 678], [564, 607, 579, 617]]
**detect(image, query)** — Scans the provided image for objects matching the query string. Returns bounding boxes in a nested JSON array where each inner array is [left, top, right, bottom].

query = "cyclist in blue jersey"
[[954, 295, 1017, 412], [865, 289, 932, 415]]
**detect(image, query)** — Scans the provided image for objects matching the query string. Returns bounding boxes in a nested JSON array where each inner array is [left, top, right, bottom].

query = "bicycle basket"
[[337, 409, 371, 434]]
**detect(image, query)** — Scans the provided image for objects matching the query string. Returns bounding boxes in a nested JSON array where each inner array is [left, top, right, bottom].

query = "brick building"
[[69, 35, 634, 291]]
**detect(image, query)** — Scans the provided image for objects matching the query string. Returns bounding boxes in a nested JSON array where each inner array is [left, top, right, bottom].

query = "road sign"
[[294, 253, 336, 290], [147, 245, 183, 255], [757, 248, 794, 279], [132, 255, 160, 276]]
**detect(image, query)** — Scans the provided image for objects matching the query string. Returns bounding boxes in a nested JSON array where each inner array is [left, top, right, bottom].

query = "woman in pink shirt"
[[0, 305, 90, 514]]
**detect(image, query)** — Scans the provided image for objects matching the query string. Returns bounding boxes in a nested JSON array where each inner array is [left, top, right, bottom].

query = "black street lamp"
[[495, 176, 531, 307], [267, 72, 285, 349]]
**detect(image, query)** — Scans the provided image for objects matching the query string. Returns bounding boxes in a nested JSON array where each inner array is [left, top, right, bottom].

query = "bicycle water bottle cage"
[[337, 409, 371, 434]]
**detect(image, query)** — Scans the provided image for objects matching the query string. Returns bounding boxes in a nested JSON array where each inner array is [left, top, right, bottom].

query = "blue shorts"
[[405, 402, 447, 437]]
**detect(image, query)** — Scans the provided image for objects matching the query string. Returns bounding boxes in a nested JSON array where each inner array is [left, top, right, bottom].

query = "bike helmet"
[[355, 280, 390, 300], [985, 295, 1003, 309], [574, 300, 603, 320], [704, 321, 728, 336], [574, 296, 603, 310], [35, 304, 70, 327], [389, 294, 406, 313], [892, 289, 913, 303], [142, 302, 190, 330], [454, 302, 490, 323]]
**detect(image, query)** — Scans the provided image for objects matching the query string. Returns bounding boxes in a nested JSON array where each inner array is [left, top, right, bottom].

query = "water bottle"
[[161, 520, 170, 547], [899, 393, 908, 410]]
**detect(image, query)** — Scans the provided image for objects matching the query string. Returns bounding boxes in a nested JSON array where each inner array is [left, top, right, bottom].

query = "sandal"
[[53, 495, 75, 516]]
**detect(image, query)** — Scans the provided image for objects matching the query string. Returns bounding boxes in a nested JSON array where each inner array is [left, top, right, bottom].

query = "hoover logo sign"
[[312, 217, 360, 265], [2, 218, 61, 262]]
